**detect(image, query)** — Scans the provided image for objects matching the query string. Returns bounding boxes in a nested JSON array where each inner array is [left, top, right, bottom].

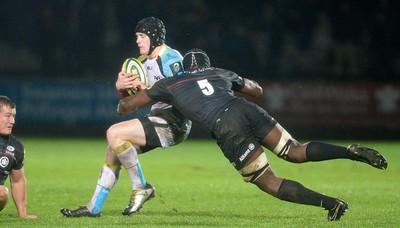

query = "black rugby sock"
[[305, 142, 348, 161], [277, 179, 336, 210]]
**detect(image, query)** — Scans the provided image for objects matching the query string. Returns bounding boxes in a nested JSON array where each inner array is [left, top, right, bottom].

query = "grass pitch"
[[1, 138, 399, 227]]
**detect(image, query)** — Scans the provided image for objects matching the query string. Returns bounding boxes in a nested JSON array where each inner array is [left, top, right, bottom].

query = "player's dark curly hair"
[[183, 48, 213, 73]]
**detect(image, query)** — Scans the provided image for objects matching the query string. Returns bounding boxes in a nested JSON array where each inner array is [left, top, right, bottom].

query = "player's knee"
[[273, 130, 293, 161], [274, 136, 307, 163], [0, 186, 8, 199], [106, 125, 116, 141], [239, 153, 269, 183], [0, 186, 9, 211]]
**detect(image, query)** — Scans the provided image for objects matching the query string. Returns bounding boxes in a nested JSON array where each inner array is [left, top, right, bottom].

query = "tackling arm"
[[117, 90, 153, 115], [240, 78, 263, 97]]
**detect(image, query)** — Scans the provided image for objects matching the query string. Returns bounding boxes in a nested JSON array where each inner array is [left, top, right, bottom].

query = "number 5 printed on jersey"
[[197, 79, 214, 95]]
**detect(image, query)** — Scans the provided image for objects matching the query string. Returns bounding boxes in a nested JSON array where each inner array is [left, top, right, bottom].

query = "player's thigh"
[[261, 123, 287, 151], [261, 124, 306, 162], [107, 118, 146, 147]]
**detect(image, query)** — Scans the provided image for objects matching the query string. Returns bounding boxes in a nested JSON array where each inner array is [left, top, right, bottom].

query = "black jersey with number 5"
[[146, 68, 245, 130]]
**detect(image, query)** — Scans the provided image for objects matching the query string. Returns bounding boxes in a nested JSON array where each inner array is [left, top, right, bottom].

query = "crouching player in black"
[[0, 96, 36, 219], [117, 49, 388, 221]]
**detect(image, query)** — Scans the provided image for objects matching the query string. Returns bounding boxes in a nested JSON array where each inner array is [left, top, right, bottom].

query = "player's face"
[[0, 106, 16, 136], [136, 32, 150, 55]]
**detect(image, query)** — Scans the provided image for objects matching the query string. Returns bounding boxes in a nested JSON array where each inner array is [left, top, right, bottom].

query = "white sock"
[[114, 142, 146, 190]]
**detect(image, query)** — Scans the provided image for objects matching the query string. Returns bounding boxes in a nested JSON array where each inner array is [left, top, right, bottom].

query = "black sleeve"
[[216, 68, 245, 91], [145, 80, 172, 102], [11, 136, 25, 170], [231, 74, 245, 91]]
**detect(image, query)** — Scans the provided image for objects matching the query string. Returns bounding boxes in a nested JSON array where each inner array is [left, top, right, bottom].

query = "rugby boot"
[[122, 183, 155, 215], [327, 198, 348, 221], [347, 144, 388, 170], [60, 206, 100, 218]]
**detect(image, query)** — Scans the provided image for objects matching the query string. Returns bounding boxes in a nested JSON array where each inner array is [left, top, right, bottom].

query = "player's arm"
[[9, 167, 36, 219], [117, 90, 153, 115], [240, 78, 263, 97]]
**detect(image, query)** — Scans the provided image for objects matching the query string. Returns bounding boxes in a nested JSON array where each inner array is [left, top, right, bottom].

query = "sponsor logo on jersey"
[[239, 143, 255, 162], [5, 146, 15, 156], [170, 62, 183, 75], [0, 156, 9, 168]]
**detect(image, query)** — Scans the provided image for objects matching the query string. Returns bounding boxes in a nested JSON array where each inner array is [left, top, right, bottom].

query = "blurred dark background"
[[1, 0, 399, 139], [1, 0, 399, 81]]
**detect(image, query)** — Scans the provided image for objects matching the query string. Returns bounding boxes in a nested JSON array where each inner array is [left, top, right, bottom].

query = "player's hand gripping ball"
[[121, 58, 148, 95]]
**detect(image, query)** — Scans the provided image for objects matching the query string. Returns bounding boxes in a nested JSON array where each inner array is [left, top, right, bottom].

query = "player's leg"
[[111, 141, 155, 215], [260, 123, 343, 162], [246, 109, 348, 221], [107, 118, 147, 148], [261, 123, 388, 169], [0, 185, 9, 212], [117, 113, 190, 215], [240, 148, 348, 221], [107, 119, 148, 190], [86, 146, 122, 214], [107, 111, 190, 215], [107, 118, 154, 215], [60, 146, 121, 217]]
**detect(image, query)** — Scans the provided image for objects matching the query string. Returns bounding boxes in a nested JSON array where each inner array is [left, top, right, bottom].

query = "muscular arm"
[[10, 167, 36, 219], [240, 78, 263, 97], [117, 90, 153, 115]]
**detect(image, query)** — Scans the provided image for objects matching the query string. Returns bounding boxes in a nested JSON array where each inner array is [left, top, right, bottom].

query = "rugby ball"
[[121, 58, 148, 95]]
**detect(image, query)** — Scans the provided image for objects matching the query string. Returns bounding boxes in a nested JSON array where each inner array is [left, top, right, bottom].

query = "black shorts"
[[138, 108, 191, 153], [212, 99, 277, 170], [139, 117, 161, 152]]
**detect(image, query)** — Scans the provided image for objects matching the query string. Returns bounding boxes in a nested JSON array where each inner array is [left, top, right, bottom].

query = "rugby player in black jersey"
[[0, 96, 36, 219], [117, 49, 388, 221]]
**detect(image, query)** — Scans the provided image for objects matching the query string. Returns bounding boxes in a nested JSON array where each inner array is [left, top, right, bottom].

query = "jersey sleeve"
[[13, 148, 25, 170], [231, 75, 245, 91], [159, 47, 184, 77], [216, 68, 245, 91], [145, 80, 173, 102], [11, 137, 25, 170]]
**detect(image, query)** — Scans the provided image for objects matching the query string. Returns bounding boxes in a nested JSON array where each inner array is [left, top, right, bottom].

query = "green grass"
[[2, 138, 399, 227]]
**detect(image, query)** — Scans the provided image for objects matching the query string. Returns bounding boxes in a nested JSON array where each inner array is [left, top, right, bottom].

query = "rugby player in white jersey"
[[61, 17, 191, 217]]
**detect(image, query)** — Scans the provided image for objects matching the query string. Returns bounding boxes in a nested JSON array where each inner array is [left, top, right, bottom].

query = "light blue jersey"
[[141, 45, 183, 86], [140, 45, 184, 111]]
